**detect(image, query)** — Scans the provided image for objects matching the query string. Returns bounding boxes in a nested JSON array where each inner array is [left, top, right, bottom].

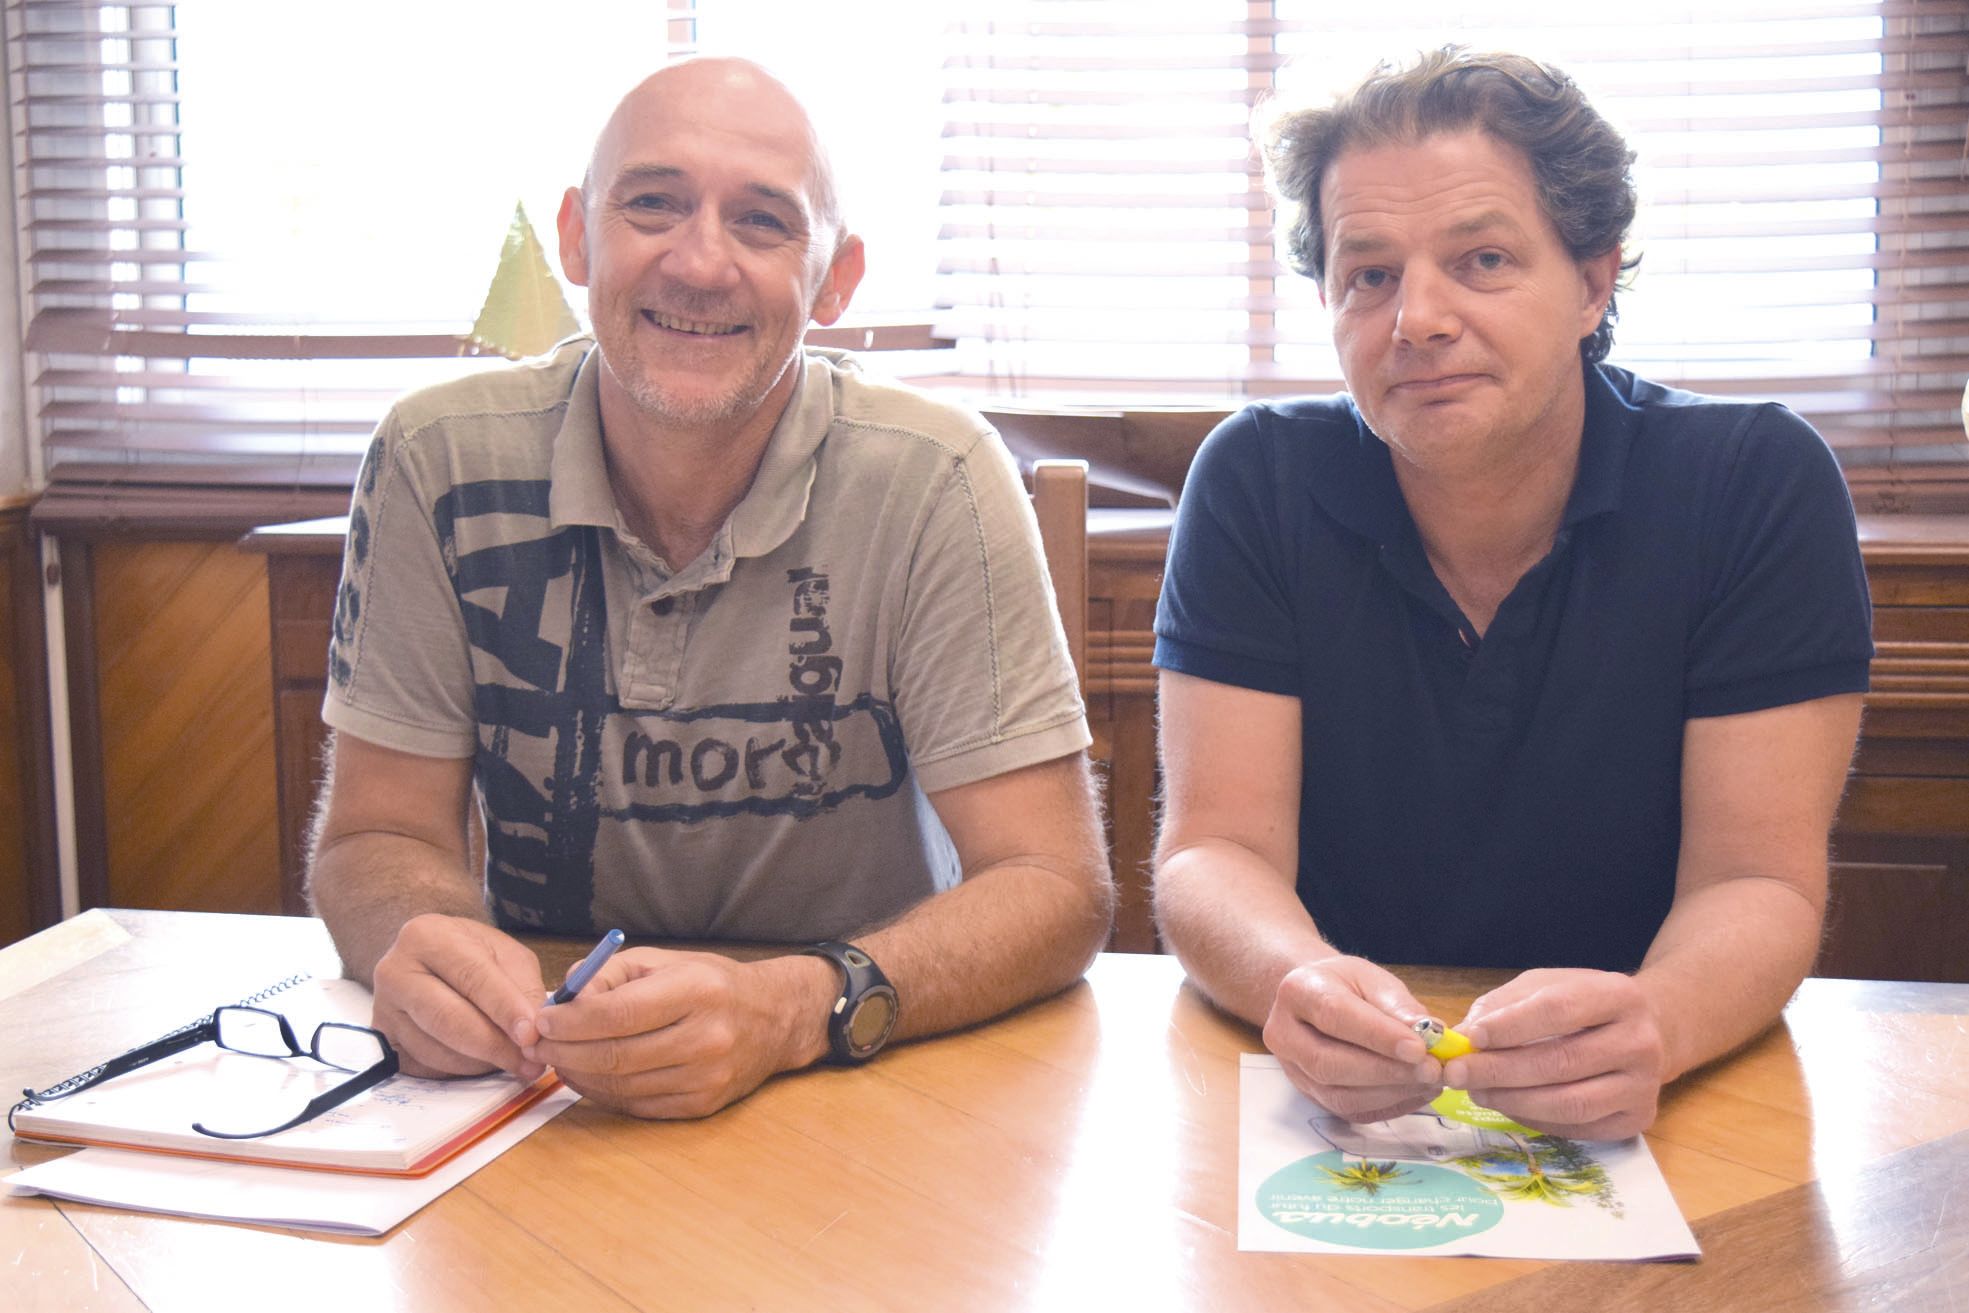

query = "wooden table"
[[4, 910, 1966, 1311]]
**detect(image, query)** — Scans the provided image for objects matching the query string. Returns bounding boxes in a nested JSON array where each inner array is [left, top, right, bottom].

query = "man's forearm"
[[1642, 695, 1859, 1085], [508, 855, 1111, 1117], [1153, 842, 1336, 1026], [853, 854, 1113, 1043], [805, 752, 1112, 1050], [308, 832, 490, 986], [1635, 874, 1823, 1083]]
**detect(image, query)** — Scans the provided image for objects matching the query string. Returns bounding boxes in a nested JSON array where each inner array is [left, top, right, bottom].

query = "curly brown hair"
[[1264, 47, 1640, 365]]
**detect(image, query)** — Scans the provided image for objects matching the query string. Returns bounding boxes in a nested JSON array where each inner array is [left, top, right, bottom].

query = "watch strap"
[[802, 940, 898, 1064]]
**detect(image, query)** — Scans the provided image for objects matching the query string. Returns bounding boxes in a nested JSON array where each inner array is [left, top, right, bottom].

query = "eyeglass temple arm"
[[17, 1013, 219, 1105], [190, 1048, 400, 1142]]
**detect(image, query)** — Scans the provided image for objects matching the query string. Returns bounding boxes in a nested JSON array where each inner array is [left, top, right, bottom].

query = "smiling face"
[[558, 61, 863, 436], [1319, 129, 1618, 483]]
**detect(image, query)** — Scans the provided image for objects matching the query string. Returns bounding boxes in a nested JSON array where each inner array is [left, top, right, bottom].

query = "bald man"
[[308, 60, 1111, 1119]]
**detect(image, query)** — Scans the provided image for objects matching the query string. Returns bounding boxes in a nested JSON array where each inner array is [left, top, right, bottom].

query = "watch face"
[[846, 987, 899, 1055]]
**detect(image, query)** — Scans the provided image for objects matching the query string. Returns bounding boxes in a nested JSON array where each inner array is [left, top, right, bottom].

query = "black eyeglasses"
[[20, 1004, 398, 1140]]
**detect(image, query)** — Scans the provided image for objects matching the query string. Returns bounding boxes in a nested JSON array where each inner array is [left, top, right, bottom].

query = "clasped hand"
[[1263, 956, 1444, 1124], [1265, 959, 1669, 1137], [369, 915, 831, 1119], [1447, 967, 1670, 1139]]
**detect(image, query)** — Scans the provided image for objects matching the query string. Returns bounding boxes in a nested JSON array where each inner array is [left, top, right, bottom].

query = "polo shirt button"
[[651, 597, 675, 617]]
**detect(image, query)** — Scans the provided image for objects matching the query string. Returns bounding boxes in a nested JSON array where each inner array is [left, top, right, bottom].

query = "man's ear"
[[1578, 245, 1622, 335], [809, 235, 866, 326], [557, 185, 591, 287]]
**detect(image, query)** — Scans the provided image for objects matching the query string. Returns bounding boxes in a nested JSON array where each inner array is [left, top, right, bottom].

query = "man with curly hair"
[[1152, 49, 1871, 1138]]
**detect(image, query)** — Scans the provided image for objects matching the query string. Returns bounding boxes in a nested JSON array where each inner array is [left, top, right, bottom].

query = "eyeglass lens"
[[192, 1009, 397, 1141], [213, 1007, 388, 1072]]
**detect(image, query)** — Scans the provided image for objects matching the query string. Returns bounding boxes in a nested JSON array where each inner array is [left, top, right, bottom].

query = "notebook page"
[[12, 976, 543, 1172]]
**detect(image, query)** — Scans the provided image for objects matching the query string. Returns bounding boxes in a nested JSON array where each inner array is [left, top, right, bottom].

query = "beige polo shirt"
[[324, 338, 1089, 939]]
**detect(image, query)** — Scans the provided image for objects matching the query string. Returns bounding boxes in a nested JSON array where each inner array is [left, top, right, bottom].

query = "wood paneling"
[[264, 539, 340, 913], [0, 505, 26, 947], [1085, 515, 1173, 953], [1030, 460, 1088, 698], [0, 499, 57, 949], [59, 542, 106, 909], [1829, 519, 1969, 980], [84, 540, 280, 914], [37, 480, 355, 912], [1821, 836, 1969, 982]]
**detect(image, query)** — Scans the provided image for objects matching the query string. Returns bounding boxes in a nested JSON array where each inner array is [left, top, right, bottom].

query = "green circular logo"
[[1256, 1151, 1504, 1250]]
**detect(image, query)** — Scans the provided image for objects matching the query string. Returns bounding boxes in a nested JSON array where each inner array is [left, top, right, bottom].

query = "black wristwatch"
[[803, 940, 899, 1065]]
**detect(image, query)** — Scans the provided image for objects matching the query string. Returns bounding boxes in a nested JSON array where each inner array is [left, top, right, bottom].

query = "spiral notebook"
[[9, 974, 562, 1178]]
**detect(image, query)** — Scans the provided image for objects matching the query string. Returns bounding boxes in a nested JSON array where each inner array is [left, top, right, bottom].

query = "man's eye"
[[1472, 250, 1508, 272], [740, 212, 790, 233], [1351, 268, 1391, 291], [628, 194, 676, 213]]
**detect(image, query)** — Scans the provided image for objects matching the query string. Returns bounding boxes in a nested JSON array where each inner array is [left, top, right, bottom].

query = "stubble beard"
[[619, 363, 757, 430], [608, 328, 798, 432]]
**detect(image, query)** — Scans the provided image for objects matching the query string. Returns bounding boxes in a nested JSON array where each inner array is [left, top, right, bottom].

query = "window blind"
[[934, 0, 1968, 483], [7, 1, 1965, 498], [5, 0, 701, 489]]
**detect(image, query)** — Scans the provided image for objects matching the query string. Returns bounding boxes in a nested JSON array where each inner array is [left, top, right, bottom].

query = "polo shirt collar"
[[548, 342, 616, 530], [727, 352, 827, 560], [548, 345, 825, 561], [1562, 362, 1638, 527], [1314, 360, 1639, 547], [1309, 406, 1414, 549]]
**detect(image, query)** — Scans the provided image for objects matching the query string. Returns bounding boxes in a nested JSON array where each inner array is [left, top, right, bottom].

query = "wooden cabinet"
[[1819, 518, 1969, 981], [245, 519, 345, 915], [1083, 511, 1175, 954], [29, 483, 348, 926]]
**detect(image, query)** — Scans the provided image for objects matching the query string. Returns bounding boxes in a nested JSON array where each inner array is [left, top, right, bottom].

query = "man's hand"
[[1263, 956, 1443, 1123], [369, 914, 548, 1081], [525, 948, 836, 1119], [1449, 968, 1670, 1139]]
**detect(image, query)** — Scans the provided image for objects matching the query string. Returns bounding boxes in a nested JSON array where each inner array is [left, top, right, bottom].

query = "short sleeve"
[[1684, 404, 1874, 718], [889, 432, 1091, 794], [321, 416, 480, 757], [1153, 407, 1302, 695]]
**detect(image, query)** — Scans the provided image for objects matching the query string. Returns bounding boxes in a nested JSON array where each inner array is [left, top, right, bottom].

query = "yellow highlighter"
[[1414, 1017, 1476, 1062]]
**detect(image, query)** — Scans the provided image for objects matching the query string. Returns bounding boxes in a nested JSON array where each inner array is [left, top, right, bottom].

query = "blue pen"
[[546, 929, 625, 1006]]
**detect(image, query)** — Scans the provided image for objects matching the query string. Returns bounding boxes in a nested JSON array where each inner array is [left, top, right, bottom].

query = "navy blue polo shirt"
[[1153, 364, 1872, 971]]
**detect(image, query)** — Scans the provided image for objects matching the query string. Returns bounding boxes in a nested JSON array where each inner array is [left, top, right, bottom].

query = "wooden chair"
[[1029, 459, 1089, 698]]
